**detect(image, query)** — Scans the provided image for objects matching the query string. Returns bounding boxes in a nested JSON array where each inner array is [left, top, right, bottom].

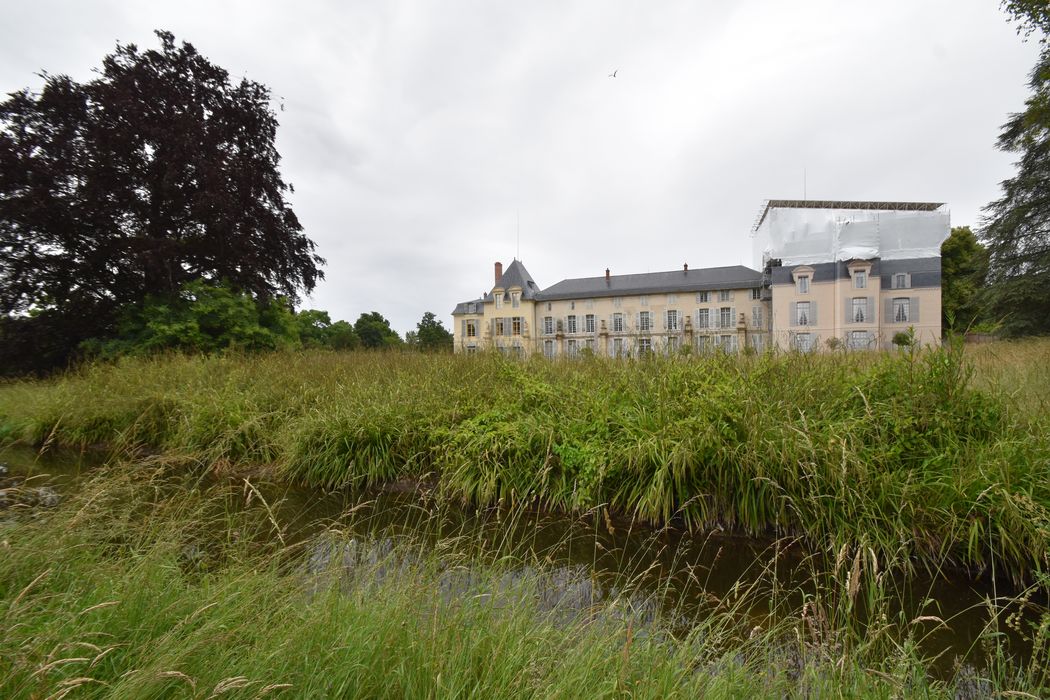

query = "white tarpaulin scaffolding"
[[752, 202, 950, 268]]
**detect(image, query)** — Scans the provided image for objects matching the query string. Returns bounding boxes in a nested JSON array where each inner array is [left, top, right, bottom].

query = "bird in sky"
[[608, 69, 618, 78]]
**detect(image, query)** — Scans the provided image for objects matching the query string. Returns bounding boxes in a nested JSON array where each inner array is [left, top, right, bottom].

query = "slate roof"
[[493, 259, 541, 300], [452, 298, 485, 315], [535, 265, 763, 301]]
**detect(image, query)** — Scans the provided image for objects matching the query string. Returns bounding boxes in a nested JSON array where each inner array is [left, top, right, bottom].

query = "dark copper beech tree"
[[0, 31, 324, 373]]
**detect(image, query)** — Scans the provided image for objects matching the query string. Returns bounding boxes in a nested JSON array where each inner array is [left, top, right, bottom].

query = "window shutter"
[[867, 297, 874, 324], [844, 297, 852, 325], [790, 302, 797, 327], [905, 273, 912, 288], [885, 302, 894, 324], [810, 302, 817, 326], [731, 306, 737, 327], [461, 320, 466, 338], [911, 297, 920, 323], [635, 312, 640, 330]]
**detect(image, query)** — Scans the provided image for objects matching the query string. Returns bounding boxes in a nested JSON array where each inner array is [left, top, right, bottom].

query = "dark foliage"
[[415, 311, 453, 352], [941, 226, 989, 333], [354, 311, 402, 349], [0, 30, 324, 373]]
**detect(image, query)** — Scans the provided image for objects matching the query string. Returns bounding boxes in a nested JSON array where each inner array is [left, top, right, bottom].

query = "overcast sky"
[[1, 1, 1040, 334]]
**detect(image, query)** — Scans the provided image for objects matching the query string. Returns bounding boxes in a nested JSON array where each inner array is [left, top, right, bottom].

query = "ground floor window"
[[466, 345, 478, 354], [543, 339, 555, 358], [849, 330, 870, 350], [611, 337, 626, 358], [567, 339, 578, 358], [667, 336, 679, 354], [719, 334, 735, 352], [638, 337, 652, 355], [795, 333, 813, 352]]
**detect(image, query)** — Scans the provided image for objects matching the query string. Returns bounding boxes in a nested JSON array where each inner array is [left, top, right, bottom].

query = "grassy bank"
[[1, 466, 1047, 698], [0, 340, 1049, 580]]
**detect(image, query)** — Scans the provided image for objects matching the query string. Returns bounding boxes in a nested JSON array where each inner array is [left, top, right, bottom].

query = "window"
[[494, 318, 505, 336], [719, 307, 733, 329], [613, 297, 623, 308], [751, 306, 763, 328], [543, 339, 555, 358], [795, 333, 813, 352], [512, 342, 523, 358], [667, 293, 678, 303], [612, 337, 625, 358], [495, 294, 502, 309], [511, 291, 520, 308], [718, 290, 731, 302], [640, 296, 649, 307], [666, 310, 679, 331], [696, 291, 710, 303], [612, 313, 624, 333], [697, 308, 710, 329], [893, 297, 910, 323], [696, 335, 708, 353], [512, 317, 522, 336], [546, 302, 552, 311], [852, 297, 866, 323], [543, 316, 554, 335], [751, 288, 762, 300], [585, 338, 595, 353], [567, 339, 578, 358], [585, 314, 596, 333], [719, 335, 734, 351], [854, 271, 867, 289], [850, 330, 869, 350], [796, 301, 811, 326], [567, 315, 577, 334], [667, 336, 679, 353], [639, 311, 651, 332], [797, 275, 810, 294], [638, 338, 652, 355], [585, 299, 594, 309], [894, 273, 909, 289], [466, 320, 477, 338], [570, 301, 575, 310]]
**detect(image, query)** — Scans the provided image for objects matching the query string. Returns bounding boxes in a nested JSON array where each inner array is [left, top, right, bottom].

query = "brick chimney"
[[605, 268, 610, 284], [494, 261, 503, 285]]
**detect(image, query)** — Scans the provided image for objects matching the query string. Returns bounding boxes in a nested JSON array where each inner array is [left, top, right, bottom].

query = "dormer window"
[[495, 293, 502, 309], [798, 276, 810, 294], [854, 271, 866, 289], [791, 266, 814, 294], [511, 291, 520, 308]]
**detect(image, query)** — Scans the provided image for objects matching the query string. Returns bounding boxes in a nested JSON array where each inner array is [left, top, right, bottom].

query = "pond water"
[[1, 444, 1041, 676]]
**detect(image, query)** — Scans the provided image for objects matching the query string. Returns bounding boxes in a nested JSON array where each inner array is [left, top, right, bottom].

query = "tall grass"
[[1, 464, 1047, 698], [1, 340, 1048, 581]]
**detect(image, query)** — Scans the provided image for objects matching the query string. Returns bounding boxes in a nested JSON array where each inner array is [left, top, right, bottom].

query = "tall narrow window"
[[852, 297, 866, 323], [567, 339, 578, 358], [796, 301, 810, 326], [751, 288, 762, 300], [512, 317, 522, 335], [796, 333, 813, 352], [798, 276, 810, 294], [567, 315, 577, 334], [543, 339, 555, 358], [612, 313, 624, 333], [893, 297, 910, 323], [696, 291, 710, 303], [719, 307, 733, 328], [639, 311, 651, 331], [585, 314, 596, 333], [666, 310, 679, 331], [894, 273, 908, 289], [854, 271, 867, 289], [466, 320, 477, 338], [543, 316, 553, 335], [638, 338, 652, 355], [511, 292, 520, 308], [697, 308, 710, 329], [495, 318, 505, 336], [718, 290, 731, 302]]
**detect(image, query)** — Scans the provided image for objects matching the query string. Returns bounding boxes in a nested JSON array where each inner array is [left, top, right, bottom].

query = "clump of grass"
[[1, 464, 1047, 698], [0, 341, 1048, 581]]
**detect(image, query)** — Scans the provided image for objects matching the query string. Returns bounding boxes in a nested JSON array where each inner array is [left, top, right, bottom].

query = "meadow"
[[1, 338, 1048, 582]]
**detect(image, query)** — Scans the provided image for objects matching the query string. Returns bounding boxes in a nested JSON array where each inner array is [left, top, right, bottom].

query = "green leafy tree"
[[354, 311, 402, 349], [415, 311, 453, 352], [940, 226, 989, 333], [84, 281, 299, 356], [980, 3, 1050, 335], [0, 31, 324, 373], [295, 309, 359, 350]]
